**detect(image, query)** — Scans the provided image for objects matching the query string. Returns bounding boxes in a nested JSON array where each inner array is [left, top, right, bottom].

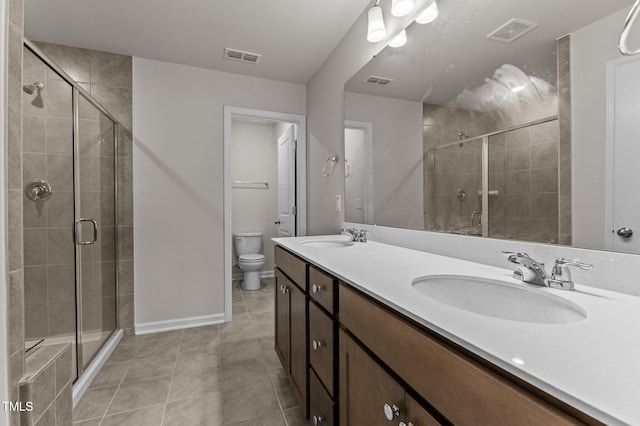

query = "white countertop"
[[273, 235, 640, 425]]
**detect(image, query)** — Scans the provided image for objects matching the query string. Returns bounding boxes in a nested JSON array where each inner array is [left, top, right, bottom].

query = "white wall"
[[0, 0, 11, 417], [345, 92, 424, 229], [571, 7, 629, 249], [305, 0, 433, 235], [133, 58, 305, 328], [231, 121, 278, 274]]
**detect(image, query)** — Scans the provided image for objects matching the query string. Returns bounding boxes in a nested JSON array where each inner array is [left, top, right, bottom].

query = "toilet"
[[233, 232, 266, 290]]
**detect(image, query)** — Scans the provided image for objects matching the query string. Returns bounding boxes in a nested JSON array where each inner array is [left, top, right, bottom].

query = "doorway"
[[344, 120, 373, 224], [223, 107, 307, 320], [605, 54, 640, 254]]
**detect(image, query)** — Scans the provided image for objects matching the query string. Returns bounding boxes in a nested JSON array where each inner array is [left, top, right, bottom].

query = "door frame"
[[604, 54, 640, 251], [344, 120, 374, 224], [223, 106, 307, 321]]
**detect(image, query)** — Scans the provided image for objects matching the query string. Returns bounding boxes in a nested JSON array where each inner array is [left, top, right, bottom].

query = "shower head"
[[23, 82, 44, 94]]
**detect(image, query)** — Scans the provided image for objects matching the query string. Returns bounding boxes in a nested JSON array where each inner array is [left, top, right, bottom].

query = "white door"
[[607, 55, 640, 254], [277, 125, 296, 237]]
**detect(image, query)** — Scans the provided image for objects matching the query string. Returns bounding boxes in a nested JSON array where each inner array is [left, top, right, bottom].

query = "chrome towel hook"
[[620, 0, 640, 55]]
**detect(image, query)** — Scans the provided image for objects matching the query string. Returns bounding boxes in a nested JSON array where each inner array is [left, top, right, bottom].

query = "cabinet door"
[[290, 281, 308, 418], [310, 369, 335, 426], [404, 393, 442, 426], [274, 268, 290, 371], [309, 301, 335, 395], [339, 329, 405, 425]]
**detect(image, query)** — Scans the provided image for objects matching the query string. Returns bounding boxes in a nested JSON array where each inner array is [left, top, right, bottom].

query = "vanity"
[[273, 234, 640, 425]]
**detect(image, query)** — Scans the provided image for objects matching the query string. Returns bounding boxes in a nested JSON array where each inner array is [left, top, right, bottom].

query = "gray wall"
[[344, 91, 424, 230], [133, 57, 306, 327], [571, 7, 628, 249]]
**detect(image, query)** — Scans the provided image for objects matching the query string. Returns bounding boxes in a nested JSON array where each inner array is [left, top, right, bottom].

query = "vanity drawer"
[[339, 283, 580, 426], [309, 300, 336, 396], [275, 245, 307, 289], [310, 368, 336, 426], [309, 265, 337, 313]]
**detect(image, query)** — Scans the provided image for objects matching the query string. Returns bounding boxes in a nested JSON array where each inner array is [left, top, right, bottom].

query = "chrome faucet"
[[341, 228, 368, 243], [341, 228, 357, 241], [502, 251, 593, 291]]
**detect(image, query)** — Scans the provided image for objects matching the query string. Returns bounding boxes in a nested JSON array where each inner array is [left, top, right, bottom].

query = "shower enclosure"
[[428, 116, 560, 244], [22, 41, 120, 381]]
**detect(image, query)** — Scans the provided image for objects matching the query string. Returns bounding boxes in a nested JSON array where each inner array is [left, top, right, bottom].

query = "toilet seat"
[[239, 254, 265, 263]]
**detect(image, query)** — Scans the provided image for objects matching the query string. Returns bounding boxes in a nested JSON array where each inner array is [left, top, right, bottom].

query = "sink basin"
[[412, 275, 586, 324], [300, 240, 354, 248]]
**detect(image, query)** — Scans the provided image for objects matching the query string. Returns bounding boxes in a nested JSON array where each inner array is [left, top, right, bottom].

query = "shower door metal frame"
[[430, 115, 559, 237], [24, 39, 122, 379]]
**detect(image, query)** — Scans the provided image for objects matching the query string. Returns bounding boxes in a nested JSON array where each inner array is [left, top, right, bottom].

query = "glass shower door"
[[75, 91, 117, 372], [431, 140, 483, 235]]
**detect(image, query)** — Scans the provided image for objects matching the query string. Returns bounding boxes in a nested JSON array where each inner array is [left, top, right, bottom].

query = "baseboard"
[[134, 313, 226, 335], [73, 329, 123, 408], [232, 269, 275, 280]]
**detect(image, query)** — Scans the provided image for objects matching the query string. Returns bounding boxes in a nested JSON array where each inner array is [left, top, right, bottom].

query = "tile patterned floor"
[[72, 278, 307, 425]]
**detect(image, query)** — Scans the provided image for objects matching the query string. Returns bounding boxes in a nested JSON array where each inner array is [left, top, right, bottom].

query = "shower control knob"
[[617, 227, 633, 238]]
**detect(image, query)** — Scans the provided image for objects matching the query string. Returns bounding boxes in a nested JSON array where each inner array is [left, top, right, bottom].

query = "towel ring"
[[322, 155, 340, 177], [620, 0, 640, 55]]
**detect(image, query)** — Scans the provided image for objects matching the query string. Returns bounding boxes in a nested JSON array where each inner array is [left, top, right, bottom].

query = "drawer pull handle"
[[312, 415, 325, 425], [312, 340, 324, 350], [280, 286, 289, 295], [399, 423, 414, 426], [383, 403, 400, 421], [312, 284, 323, 294]]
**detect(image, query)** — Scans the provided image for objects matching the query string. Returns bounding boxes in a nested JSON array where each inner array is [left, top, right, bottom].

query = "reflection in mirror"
[[344, 0, 640, 253], [344, 121, 373, 224]]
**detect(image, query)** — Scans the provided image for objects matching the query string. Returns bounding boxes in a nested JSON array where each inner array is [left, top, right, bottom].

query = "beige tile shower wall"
[[557, 35, 572, 246], [27, 42, 135, 335], [423, 104, 494, 232], [22, 46, 76, 342], [6, 0, 26, 423]]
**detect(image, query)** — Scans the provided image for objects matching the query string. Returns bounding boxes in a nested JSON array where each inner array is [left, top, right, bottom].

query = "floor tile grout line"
[[97, 355, 134, 425], [159, 329, 183, 425]]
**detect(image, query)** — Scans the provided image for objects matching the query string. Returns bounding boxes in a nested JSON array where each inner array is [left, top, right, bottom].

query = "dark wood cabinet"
[[310, 369, 336, 425], [274, 246, 309, 419], [339, 328, 406, 425], [275, 243, 592, 425]]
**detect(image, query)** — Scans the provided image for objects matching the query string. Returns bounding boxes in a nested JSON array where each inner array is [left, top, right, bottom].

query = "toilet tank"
[[233, 232, 263, 256]]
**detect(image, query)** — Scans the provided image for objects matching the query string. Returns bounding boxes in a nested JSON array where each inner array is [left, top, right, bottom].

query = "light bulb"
[[416, 1, 438, 24], [511, 85, 525, 93], [367, 6, 387, 43], [391, 0, 414, 17], [389, 30, 407, 48]]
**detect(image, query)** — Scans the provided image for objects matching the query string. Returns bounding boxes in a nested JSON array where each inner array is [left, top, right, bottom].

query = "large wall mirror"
[[344, 0, 640, 254]]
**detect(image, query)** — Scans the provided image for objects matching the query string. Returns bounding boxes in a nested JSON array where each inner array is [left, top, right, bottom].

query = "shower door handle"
[[75, 218, 98, 245]]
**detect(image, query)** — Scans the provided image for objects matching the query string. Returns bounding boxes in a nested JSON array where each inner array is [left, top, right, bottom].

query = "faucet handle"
[[501, 251, 530, 263], [553, 258, 593, 271], [549, 258, 594, 290]]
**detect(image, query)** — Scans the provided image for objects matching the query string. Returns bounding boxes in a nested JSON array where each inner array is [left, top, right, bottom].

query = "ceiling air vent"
[[224, 48, 262, 64], [486, 18, 538, 43], [365, 75, 394, 86]]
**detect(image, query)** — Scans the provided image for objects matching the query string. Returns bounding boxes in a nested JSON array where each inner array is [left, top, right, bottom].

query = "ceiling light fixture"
[[367, 1, 387, 42], [415, 0, 438, 24], [389, 29, 408, 48], [391, 0, 414, 17], [511, 85, 526, 93]]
